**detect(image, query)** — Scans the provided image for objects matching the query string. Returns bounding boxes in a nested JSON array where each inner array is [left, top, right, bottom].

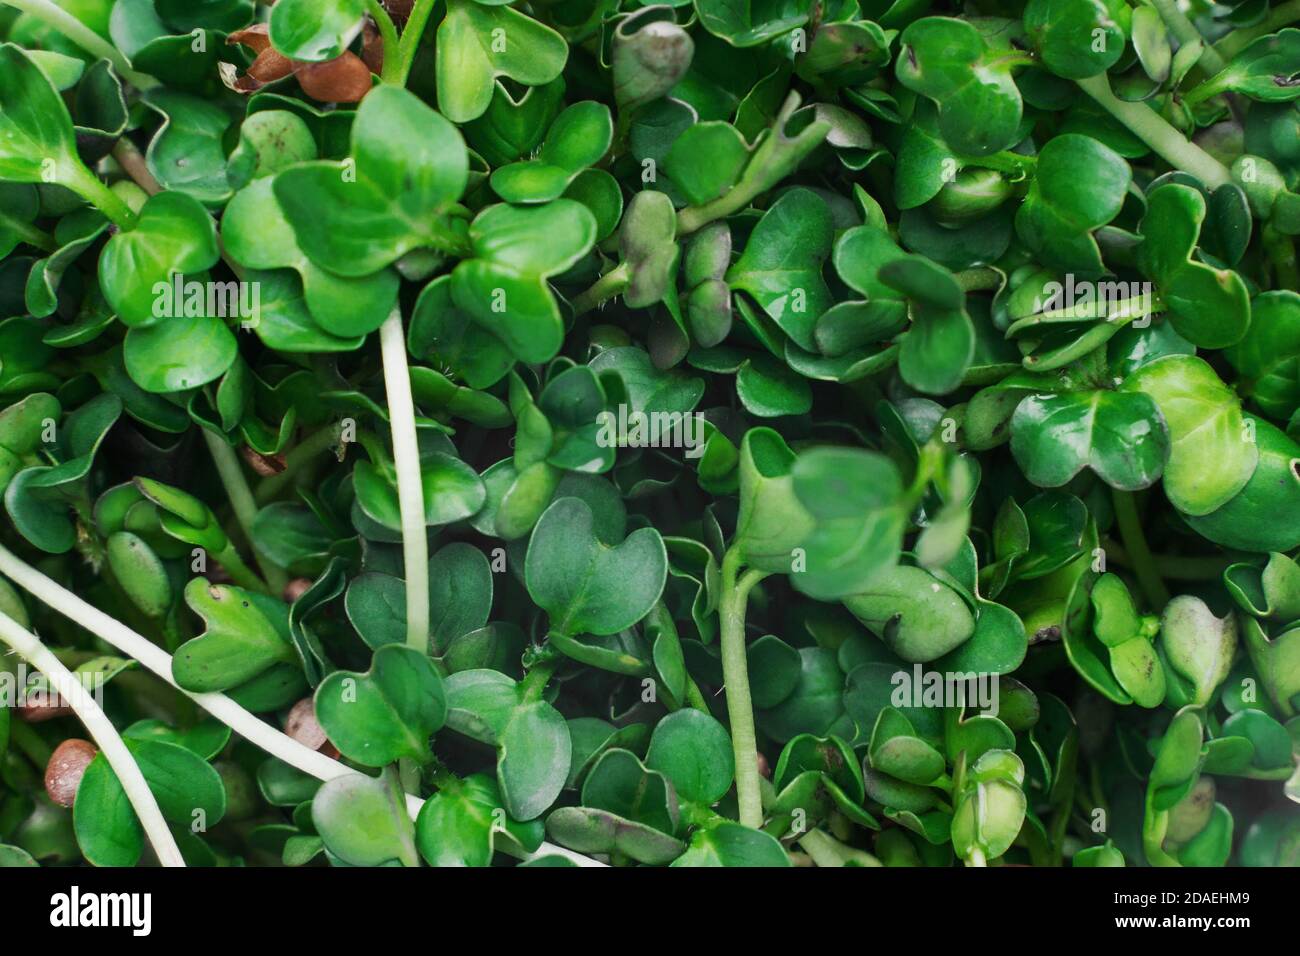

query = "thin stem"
[[202, 429, 288, 596], [365, 0, 403, 85], [5, 0, 156, 88], [683, 674, 709, 713], [1264, 224, 1299, 290], [214, 543, 271, 594], [1006, 293, 1162, 336], [0, 544, 603, 866], [1213, 0, 1300, 59], [1075, 74, 1231, 188], [0, 609, 184, 867], [570, 261, 630, 316], [64, 166, 138, 229], [1101, 538, 1233, 579], [521, 657, 560, 702], [379, 307, 430, 653], [1111, 490, 1171, 609], [255, 425, 342, 504], [395, 0, 438, 86], [1150, 0, 1226, 74], [112, 138, 161, 195], [798, 828, 880, 867], [5, 217, 56, 253], [718, 548, 768, 830]]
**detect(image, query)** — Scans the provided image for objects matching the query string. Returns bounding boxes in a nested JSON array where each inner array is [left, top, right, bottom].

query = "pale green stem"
[[202, 429, 288, 595], [0, 608, 184, 867], [4, 0, 156, 88], [111, 138, 161, 195], [1111, 490, 1172, 609], [63, 165, 137, 229], [1214, 0, 1300, 59], [719, 549, 768, 830], [1075, 75, 1232, 188], [365, 0, 403, 85], [379, 308, 430, 653], [6, 217, 55, 252], [395, 0, 438, 86], [255, 425, 342, 504], [798, 828, 882, 867], [212, 544, 270, 594], [1150, 0, 1227, 74], [0, 545, 602, 865], [570, 261, 630, 316]]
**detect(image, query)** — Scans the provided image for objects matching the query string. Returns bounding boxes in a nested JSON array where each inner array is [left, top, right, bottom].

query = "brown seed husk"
[[296, 54, 373, 104], [45, 739, 98, 807]]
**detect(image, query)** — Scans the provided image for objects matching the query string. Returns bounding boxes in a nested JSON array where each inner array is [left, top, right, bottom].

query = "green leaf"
[[726, 188, 834, 352], [1121, 355, 1257, 515], [1016, 134, 1131, 274], [223, 177, 398, 338], [98, 191, 220, 328], [311, 770, 416, 866], [1024, 0, 1124, 79], [645, 709, 734, 805], [314, 645, 447, 766], [1192, 28, 1300, 104], [1137, 184, 1251, 348], [1010, 389, 1170, 490], [498, 697, 571, 821], [436, 0, 568, 123], [269, 0, 365, 62], [1225, 290, 1300, 419], [173, 579, 297, 692], [843, 566, 976, 662], [416, 773, 539, 867], [0, 44, 95, 191], [491, 101, 613, 204], [694, 0, 808, 47], [896, 17, 1023, 156], [671, 821, 791, 865], [526, 496, 667, 636], [275, 85, 469, 277], [1160, 596, 1237, 706], [450, 200, 596, 363]]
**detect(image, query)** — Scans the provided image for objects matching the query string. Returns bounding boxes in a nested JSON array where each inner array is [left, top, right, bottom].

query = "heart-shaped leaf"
[[311, 770, 417, 866], [1137, 183, 1251, 348], [99, 190, 220, 328], [436, 0, 568, 123], [275, 85, 469, 277], [526, 496, 667, 636], [490, 101, 613, 204], [314, 645, 447, 766], [1121, 355, 1257, 515], [726, 188, 833, 352], [1011, 389, 1170, 490], [896, 17, 1023, 156], [450, 200, 596, 363], [173, 579, 297, 692]]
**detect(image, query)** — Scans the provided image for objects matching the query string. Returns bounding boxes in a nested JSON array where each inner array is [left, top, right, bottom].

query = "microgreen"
[[0, 0, 1298, 875]]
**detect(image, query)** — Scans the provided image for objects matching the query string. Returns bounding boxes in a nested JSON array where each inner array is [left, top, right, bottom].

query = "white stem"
[[0, 545, 603, 867], [0, 609, 184, 867], [201, 428, 288, 595], [378, 308, 430, 653]]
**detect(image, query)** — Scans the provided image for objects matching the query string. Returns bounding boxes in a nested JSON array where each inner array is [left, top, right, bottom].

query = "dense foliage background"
[[0, 0, 1298, 868]]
